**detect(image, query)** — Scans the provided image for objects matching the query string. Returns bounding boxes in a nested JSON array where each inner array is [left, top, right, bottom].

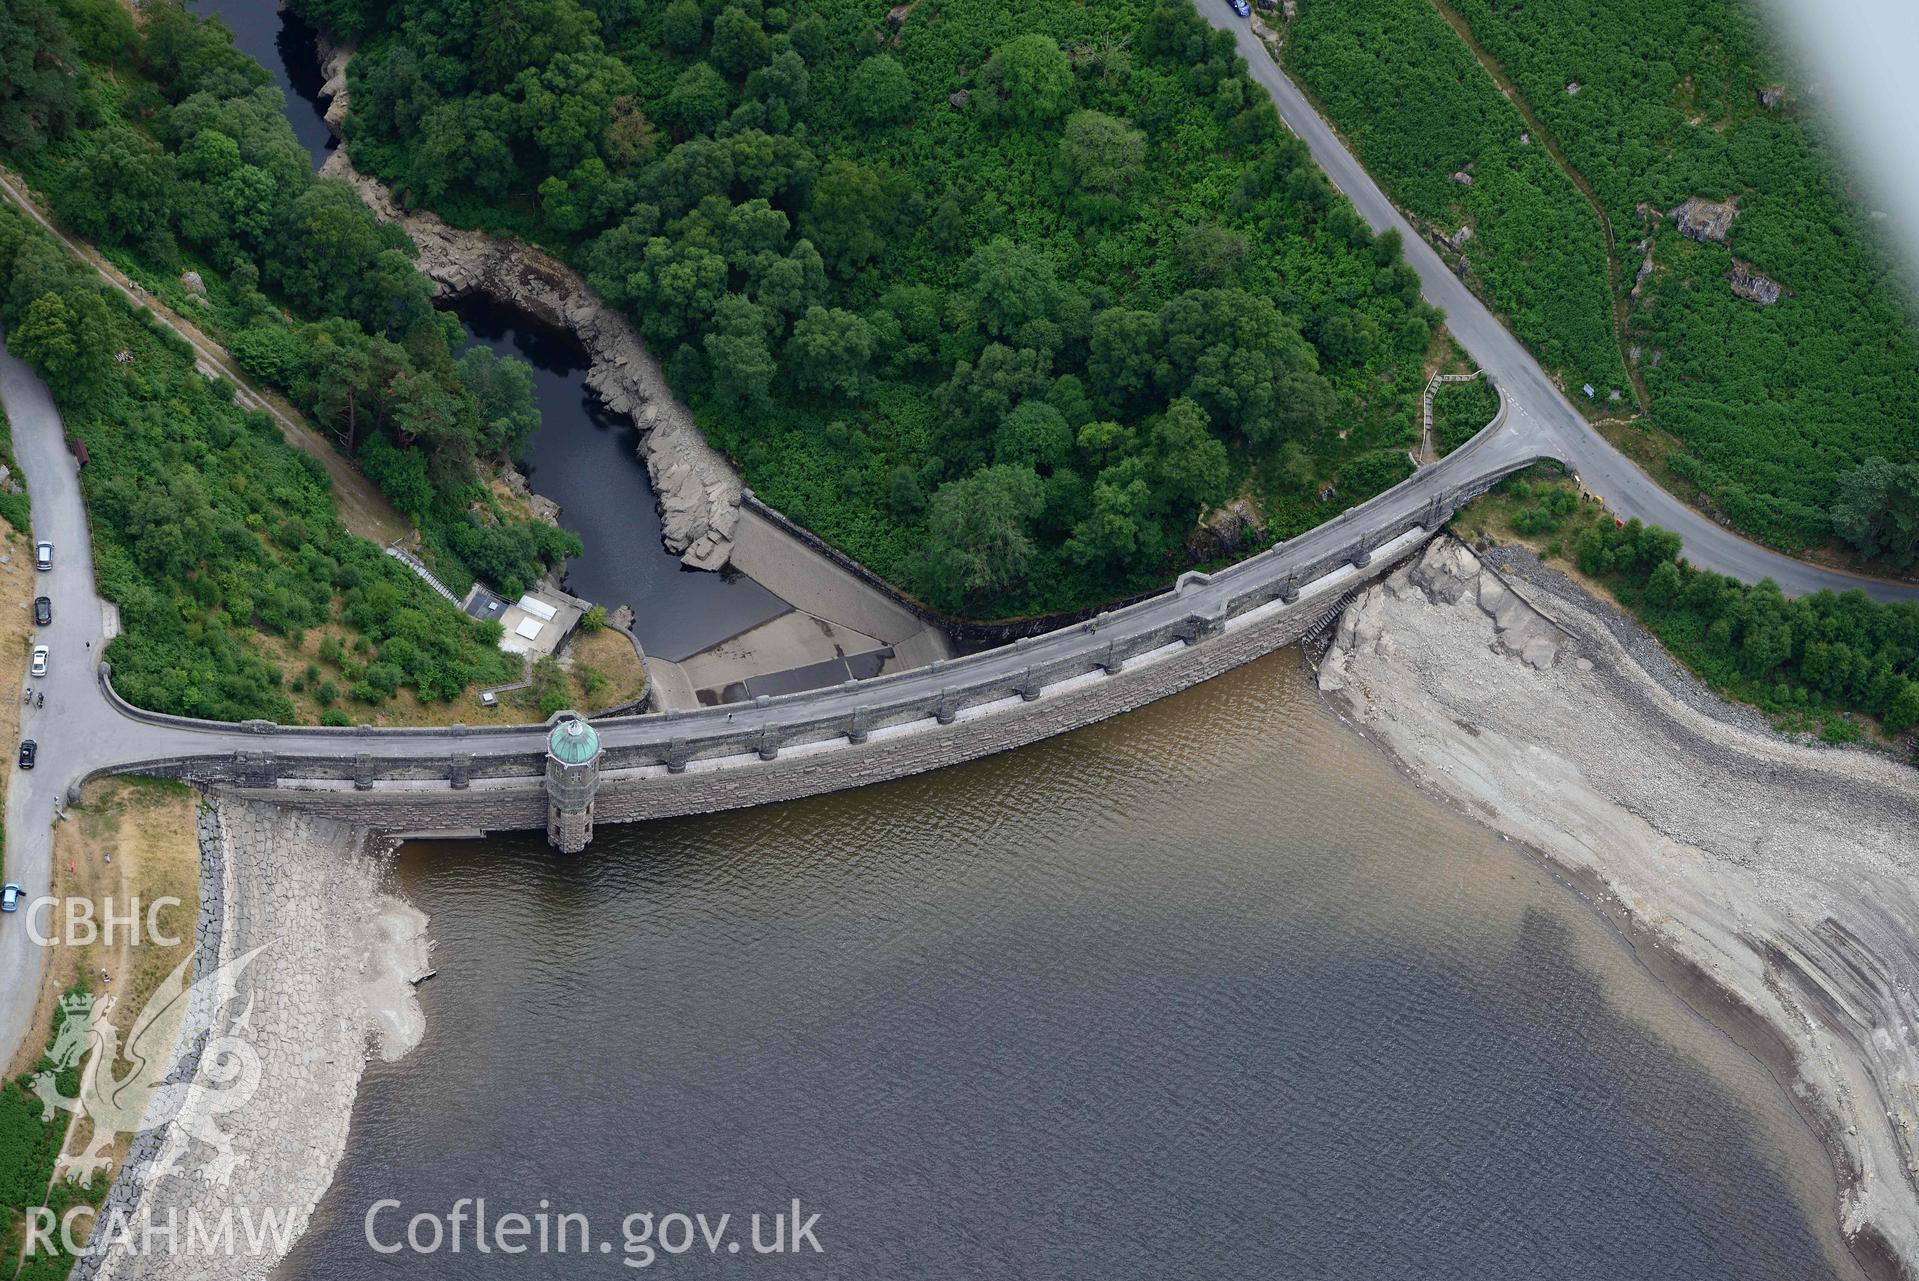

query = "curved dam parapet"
[[89, 403, 1547, 847]]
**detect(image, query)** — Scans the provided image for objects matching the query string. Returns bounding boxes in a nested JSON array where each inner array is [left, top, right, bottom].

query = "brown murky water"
[[286, 652, 1860, 1279]]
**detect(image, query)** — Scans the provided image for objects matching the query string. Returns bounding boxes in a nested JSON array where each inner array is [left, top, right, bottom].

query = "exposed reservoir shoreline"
[[1318, 538, 1919, 1279], [73, 798, 430, 1281]]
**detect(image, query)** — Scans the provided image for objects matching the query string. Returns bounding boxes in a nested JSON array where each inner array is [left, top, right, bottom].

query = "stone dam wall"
[[215, 575, 1366, 832], [154, 522, 1471, 835], [92, 423, 1535, 839]]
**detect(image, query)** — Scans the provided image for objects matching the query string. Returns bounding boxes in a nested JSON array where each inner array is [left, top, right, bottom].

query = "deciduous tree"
[[924, 464, 1047, 603]]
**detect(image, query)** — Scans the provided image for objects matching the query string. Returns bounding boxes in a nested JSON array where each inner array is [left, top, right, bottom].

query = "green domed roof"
[[548, 717, 600, 765]]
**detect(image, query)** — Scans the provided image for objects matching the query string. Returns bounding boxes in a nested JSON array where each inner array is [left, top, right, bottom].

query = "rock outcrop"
[[1320, 537, 1919, 1275], [318, 149, 741, 570], [312, 63, 741, 571], [316, 37, 352, 140], [1728, 260, 1784, 305], [500, 463, 563, 527], [1669, 195, 1738, 244], [1193, 496, 1266, 560]]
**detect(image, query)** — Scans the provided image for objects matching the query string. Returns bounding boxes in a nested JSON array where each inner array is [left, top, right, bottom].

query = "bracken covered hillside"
[[1288, 0, 1919, 568]]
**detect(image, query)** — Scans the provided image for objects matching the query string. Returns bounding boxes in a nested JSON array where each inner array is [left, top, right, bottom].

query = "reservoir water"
[[280, 655, 1859, 1280]]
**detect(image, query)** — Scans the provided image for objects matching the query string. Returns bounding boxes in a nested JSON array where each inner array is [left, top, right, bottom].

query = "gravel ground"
[[1478, 544, 1787, 741], [76, 798, 430, 1281], [1321, 538, 1919, 1278]]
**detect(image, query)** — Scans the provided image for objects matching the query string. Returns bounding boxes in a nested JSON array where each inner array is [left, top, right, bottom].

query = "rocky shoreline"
[[74, 795, 430, 1281], [312, 41, 740, 571], [1320, 538, 1919, 1279]]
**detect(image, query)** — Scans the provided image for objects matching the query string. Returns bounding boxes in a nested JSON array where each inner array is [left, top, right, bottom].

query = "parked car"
[[34, 541, 52, 571], [33, 596, 50, 626], [1, 883, 20, 913], [18, 740, 35, 769], [29, 647, 47, 678], [1229, 0, 1251, 15]]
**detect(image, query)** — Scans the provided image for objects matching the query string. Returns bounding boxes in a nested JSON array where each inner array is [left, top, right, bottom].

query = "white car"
[[30, 646, 48, 678]]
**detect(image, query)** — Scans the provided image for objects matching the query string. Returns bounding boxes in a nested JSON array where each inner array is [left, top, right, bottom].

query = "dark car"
[[1229, 0, 1251, 14], [33, 597, 50, 626], [18, 740, 35, 769]]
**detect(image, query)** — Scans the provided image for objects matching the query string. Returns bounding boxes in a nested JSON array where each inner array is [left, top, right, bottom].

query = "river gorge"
[[122, 5, 1906, 1277]]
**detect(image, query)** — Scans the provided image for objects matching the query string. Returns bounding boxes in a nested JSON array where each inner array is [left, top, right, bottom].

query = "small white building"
[[462, 584, 585, 660]]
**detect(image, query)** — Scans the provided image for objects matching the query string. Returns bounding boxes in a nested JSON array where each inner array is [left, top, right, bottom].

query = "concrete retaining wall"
[[730, 498, 927, 644]]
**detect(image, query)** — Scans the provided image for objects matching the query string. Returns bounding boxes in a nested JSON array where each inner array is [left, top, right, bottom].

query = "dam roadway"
[[3, 15, 1917, 1067]]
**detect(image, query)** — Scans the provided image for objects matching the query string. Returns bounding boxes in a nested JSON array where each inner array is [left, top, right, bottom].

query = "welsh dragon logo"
[[31, 945, 271, 1187]]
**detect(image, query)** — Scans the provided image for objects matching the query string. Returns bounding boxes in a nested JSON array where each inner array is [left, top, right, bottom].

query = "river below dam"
[[453, 298, 789, 660], [277, 653, 1859, 1280]]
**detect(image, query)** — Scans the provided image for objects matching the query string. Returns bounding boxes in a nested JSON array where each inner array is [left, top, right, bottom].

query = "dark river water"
[[454, 300, 788, 661], [194, 10, 1861, 1278], [281, 656, 1859, 1280], [195, 0, 336, 166]]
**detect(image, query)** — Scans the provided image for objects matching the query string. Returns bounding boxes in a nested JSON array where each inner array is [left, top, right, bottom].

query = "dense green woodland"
[[1, 0, 578, 598], [0, 203, 517, 721], [1291, 0, 1919, 568], [1284, 0, 1626, 398], [0, 400, 28, 533], [286, 0, 1446, 613]]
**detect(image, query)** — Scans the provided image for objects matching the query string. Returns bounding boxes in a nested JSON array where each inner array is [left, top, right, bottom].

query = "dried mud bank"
[[315, 142, 741, 571], [1319, 537, 1919, 1278], [74, 795, 429, 1281]]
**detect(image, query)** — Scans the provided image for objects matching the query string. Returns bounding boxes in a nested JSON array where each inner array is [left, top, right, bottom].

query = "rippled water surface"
[[285, 654, 1857, 1279]]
